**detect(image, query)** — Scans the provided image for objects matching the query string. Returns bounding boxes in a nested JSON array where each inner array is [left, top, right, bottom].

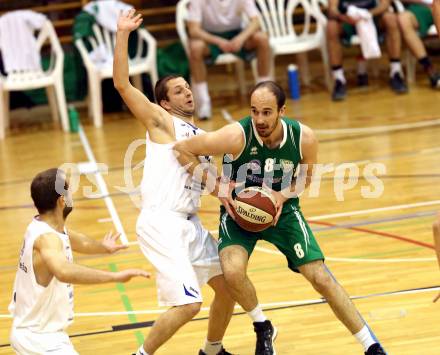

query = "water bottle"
[[287, 64, 300, 100], [68, 105, 79, 133]]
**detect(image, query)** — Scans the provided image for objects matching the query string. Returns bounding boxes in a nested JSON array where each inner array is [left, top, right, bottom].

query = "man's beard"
[[63, 206, 73, 219]]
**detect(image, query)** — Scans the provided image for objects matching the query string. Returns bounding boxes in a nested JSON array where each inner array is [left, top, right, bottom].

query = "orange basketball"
[[233, 186, 277, 232]]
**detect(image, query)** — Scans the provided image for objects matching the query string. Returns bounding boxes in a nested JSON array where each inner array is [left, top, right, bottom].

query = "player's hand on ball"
[[217, 179, 237, 220], [262, 184, 288, 226], [102, 230, 128, 254], [117, 9, 142, 32], [114, 269, 151, 282]]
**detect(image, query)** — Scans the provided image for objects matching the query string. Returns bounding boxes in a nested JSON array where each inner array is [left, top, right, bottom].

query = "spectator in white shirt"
[[187, 0, 271, 119]]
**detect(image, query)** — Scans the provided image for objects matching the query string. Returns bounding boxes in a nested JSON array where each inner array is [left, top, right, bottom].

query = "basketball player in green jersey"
[[174, 81, 386, 355]]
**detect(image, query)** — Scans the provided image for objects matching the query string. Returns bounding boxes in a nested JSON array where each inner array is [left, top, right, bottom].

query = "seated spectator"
[[187, 0, 271, 119], [398, 0, 440, 88], [326, 0, 407, 101]]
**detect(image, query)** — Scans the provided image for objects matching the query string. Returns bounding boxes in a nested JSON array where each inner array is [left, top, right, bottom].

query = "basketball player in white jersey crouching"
[[113, 10, 235, 355], [9, 168, 150, 355]]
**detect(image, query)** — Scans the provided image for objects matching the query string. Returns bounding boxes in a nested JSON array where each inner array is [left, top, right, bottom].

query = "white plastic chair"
[[176, 0, 256, 96], [0, 19, 69, 140], [255, 0, 331, 89], [75, 24, 158, 127]]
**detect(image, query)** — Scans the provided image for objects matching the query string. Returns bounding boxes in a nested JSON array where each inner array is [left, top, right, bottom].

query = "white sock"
[[193, 82, 210, 103], [203, 340, 222, 355], [354, 325, 376, 351], [247, 305, 267, 323], [332, 68, 346, 84], [256, 75, 272, 84], [136, 345, 148, 355], [390, 61, 403, 77]]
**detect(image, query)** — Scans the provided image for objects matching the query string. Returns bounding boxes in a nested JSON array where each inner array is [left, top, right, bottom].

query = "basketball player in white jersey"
[[9, 168, 150, 355], [113, 10, 235, 355]]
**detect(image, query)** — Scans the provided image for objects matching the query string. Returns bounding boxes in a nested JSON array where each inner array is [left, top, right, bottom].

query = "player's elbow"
[[52, 267, 71, 283], [113, 80, 129, 94]]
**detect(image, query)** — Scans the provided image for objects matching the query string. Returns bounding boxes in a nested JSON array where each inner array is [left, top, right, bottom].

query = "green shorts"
[[206, 29, 256, 66], [218, 205, 325, 272], [407, 4, 433, 38]]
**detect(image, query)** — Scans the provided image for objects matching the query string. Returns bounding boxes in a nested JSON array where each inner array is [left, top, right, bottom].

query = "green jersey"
[[222, 116, 302, 212]]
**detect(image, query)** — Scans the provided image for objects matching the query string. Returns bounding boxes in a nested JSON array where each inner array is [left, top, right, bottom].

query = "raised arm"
[[113, 10, 169, 130], [35, 234, 149, 284], [68, 229, 128, 255]]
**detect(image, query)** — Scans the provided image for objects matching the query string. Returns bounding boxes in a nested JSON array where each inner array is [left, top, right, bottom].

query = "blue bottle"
[[288, 64, 300, 100]]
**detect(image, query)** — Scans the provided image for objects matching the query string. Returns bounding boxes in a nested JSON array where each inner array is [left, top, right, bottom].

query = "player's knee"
[[189, 40, 206, 60], [253, 31, 269, 48], [222, 268, 246, 289], [383, 13, 399, 31], [182, 302, 202, 318], [397, 12, 412, 30], [310, 269, 333, 294]]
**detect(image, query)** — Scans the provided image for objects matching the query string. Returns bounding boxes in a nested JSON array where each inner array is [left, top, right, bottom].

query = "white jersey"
[[140, 116, 210, 214], [9, 217, 74, 333]]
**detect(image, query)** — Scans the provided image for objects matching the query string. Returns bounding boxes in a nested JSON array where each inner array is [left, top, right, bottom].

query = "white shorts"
[[136, 209, 222, 306], [10, 328, 78, 355]]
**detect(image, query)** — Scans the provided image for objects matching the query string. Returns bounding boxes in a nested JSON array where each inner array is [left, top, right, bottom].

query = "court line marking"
[[307, 200, 440, 221], [78, 126, 128, 244], [310, 220, 434, 249], [221, 109, 236, 124], [220, 109, 440, 135], [254, 246, 435, 262], [1, 285, 438, 319]]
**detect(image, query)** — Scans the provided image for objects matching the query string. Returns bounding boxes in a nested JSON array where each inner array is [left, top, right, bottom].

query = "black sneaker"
[[365, 343, 386, 355], [332, 80, 347, 101], [429, 73, 440, 89], [198, 347, 233, 355], [389, 73, 408, 94], [253, 320, 277, 355], [357, 73, 369, 87]]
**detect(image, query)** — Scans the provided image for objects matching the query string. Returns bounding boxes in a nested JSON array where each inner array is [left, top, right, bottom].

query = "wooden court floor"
[[1, 79, 440, 354]]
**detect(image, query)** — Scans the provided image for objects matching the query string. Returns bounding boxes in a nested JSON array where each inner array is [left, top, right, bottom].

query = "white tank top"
[[8, 217, 74, 332], [140, 116, 210, 214]]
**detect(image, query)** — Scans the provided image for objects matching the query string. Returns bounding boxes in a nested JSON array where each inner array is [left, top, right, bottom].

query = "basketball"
[[232, 186, 277, 232]]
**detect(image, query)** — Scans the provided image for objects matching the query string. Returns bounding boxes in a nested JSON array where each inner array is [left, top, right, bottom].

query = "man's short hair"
[[154, 75, 182, 104], [31, 168, 67, 214], [250, 81, 286, 111]]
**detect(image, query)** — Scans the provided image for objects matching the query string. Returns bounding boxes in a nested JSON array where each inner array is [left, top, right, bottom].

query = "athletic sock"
[[247, 305, 267, 322], [354, 325, 376, 351], [332, 66, 346, 84], [203, 340, 223, 355]]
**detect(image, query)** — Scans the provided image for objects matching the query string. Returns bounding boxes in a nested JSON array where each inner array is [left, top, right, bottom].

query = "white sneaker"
[[197, 101, 212, 120]]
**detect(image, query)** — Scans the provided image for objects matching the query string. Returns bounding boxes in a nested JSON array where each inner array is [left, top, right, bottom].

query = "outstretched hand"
[[117, 8, 143, 32], [114, 269, 151, 282], [102, 231, 128, 254]]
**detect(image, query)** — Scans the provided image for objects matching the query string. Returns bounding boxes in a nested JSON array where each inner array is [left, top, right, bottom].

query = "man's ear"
[[279, 104, 286, 117], [160, 99, 171, 110]]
